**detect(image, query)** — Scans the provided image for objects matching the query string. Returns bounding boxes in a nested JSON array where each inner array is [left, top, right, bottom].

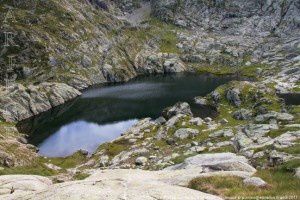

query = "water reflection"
[[38, 119, 137, 157], [18, 73, 247, 157]]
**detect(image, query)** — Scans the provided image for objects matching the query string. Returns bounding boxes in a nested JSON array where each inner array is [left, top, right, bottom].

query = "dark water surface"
[[18, 73, 244, 157], [278, 93, 300, 105]]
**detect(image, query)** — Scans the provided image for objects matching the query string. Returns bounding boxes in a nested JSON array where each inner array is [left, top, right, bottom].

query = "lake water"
[[18, 73, 244, 157]]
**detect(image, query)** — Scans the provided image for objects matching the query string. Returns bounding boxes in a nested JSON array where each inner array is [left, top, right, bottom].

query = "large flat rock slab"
[[165, 153, 256, 173], [0, 153, 257, 199], [0, 175, 52, 197], [1, 169, 222, 200]]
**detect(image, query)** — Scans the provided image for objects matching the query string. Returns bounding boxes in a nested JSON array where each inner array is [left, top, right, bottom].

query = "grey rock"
[[243, 124, 278, 138], [214, 141, 233, 148], [194, 97, 208, 106], [189, 117, 203, 126], [234, 133, 253, 150], [162, 102, 192, 120], [191, 141, 198, 146], [135, 157, 148, 166], [227, 88, 242, 106], [99, 155, 109, 168], [0, 151, 14, 168], [155, 127, 168, 140], [0, 83, 81, 122], [210, 129, 234, 138], [255, 112, 294, 122], [128, 138, 137, 144], [163, 58, 187, 73], [79, 149, 89, 156], [204, 117, 212, 123], [165, 114, 185, 127], [268, 150, 293, 166], [240, 150, 254, 158], [165, 153, 256, 173], [220, 118, 229, 125], [26, 144, 39, 152], [0, 169, 222, 200], [211, 91, 221, 104], [243, 177, 267, 187], [253, 151, 265, 159], [166, 138, 176, 145], [81, 55, 92, 68], [155, 117, 166, 125], [190, 146, 206, 153], [232, 109, 253, 120], [174, 128, 199, 139], [45, 163, 62, 171], [274, 130, 300, 147], [17, 137, 28, 144]]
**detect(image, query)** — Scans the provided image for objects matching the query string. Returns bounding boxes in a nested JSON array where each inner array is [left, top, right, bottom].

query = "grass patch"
[[278, 144, 300, 155], [159, 30, 179, 53], [189, 165, 300, 198], [171, 153, 197, 165], [208, 145, 236, 153], [97, 139, 130, 158], [44, 152, 88, 169], [73, 172, 90, 180], [0, 158, 57, 176], [196, 64, 235, 75], [289, 105, 300, 124]]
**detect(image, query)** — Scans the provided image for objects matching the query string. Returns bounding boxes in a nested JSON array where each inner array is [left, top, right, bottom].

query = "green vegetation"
[[159, 30, 180, 53], [279, 144, 300, 155], [196, 65, 236, 76], [0, 158, 57, 176], [73, 172, 90, 180], [289, 105, 300, 124], [44, 152, 88, 169], [189, 165, 300, 198], [267, 127, 299, 138], [207, 145, 236, 153], [97, 139, 130, 158]]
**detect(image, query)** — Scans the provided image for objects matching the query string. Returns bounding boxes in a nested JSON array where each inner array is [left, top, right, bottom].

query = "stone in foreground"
[[165, 153, 256, 173], [0, 169, 222, 200], [243, 177, 268, 187]]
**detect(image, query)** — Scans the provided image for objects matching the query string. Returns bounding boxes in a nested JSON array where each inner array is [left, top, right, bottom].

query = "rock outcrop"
[[152, 0, 300, 35], [0, 83, 81, 122], [0, 153, 260, 200], [165, 153, 256, 173]]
